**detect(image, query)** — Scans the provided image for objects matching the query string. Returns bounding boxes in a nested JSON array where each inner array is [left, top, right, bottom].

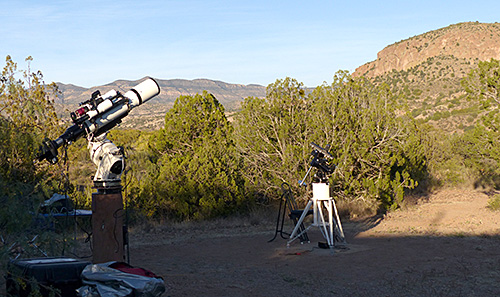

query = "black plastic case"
[[6, 257, 91, 297]]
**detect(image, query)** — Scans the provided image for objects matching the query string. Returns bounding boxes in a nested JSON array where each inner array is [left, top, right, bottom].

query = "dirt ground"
[[127, 188, 500, 297], [2, 188, 500, 296]]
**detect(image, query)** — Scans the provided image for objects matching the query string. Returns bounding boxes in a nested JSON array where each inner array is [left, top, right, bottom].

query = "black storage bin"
[[6, 257, 91, 297]]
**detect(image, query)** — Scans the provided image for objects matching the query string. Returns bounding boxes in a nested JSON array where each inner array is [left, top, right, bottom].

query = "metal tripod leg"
[[287, 200, 313, 247], [332, 198, 346, 244], [316, 199, 334, 248]]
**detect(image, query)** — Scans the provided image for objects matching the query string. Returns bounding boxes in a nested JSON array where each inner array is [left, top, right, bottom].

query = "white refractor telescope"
[[37, 77, 160, 187]]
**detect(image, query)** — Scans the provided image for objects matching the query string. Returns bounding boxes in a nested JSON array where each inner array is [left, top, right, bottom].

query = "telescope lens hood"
[[125, 77, 160, 108]]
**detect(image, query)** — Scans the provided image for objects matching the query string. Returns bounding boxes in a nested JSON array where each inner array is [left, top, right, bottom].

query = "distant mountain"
[[55, 78, 266, 130], [57, 78, 266, 109]]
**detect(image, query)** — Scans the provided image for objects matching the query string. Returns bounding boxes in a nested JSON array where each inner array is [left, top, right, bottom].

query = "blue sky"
[[1, 0, 499, 88]]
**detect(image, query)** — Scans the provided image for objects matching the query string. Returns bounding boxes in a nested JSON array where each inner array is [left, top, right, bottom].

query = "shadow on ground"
[[128, 222, 500, 297]]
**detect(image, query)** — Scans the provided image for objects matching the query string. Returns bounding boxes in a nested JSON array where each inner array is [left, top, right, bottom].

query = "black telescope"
[[309, 142, 334, 174]]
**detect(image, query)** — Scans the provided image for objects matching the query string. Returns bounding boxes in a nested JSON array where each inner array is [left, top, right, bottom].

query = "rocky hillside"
[[351, 22, 500, 133], [354, 22, 500, 78]]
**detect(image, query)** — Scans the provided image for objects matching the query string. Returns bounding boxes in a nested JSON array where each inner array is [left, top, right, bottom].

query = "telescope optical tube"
[[126, 78, 161, 108]]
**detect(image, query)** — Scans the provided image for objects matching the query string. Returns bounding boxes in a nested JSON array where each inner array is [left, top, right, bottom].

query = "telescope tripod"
[[287, 182, 345, 250], [288, 143, 346, 250], [269, 142, 346, 251]]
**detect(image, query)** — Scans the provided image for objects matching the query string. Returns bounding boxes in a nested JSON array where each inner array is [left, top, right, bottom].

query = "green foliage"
[[0, 56, 61, 226], [308, 72, 425, 210], [0, 56, 67, 262], [233, 77, 310, 198], [458, 59, 500, 189], [462, 58, 500, 131], [487, 194, 500, 210], [0, 56, 60, 183], [450, 125, 500, 188], [10, 54, 500, 223], [414, 124, 458, 187], [139, 92, 247, 219], [234, 73, 426, 211]]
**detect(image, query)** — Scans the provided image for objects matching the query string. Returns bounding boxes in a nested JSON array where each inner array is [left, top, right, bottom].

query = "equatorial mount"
[[300, 142, 335, 185]]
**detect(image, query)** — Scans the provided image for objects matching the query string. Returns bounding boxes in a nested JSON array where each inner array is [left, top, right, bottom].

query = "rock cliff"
[[353, 22, 500, 77]]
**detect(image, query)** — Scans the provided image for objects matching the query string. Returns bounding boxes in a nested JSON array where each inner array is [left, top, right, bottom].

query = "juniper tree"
[[308, 71, 424, 210], [458, 58, 500, 188], [139, 91, 247, 219], [233, 77, 310, 199], [234, 73, 426, 211]]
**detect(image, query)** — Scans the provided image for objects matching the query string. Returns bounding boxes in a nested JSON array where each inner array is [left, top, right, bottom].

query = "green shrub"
[[487, 194, 500, 210], [236, 73, 427, 213], [139, 92, 248, 220]]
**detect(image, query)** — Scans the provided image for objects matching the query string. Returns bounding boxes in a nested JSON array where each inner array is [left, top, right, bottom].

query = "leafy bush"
[[0, 56, 68, 261], [309, 73, 425, 210], [233, 77, 310, 198], [487, 194, 500, 210], [234, 72, 427, 212], [138, 92, 248, 220]]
